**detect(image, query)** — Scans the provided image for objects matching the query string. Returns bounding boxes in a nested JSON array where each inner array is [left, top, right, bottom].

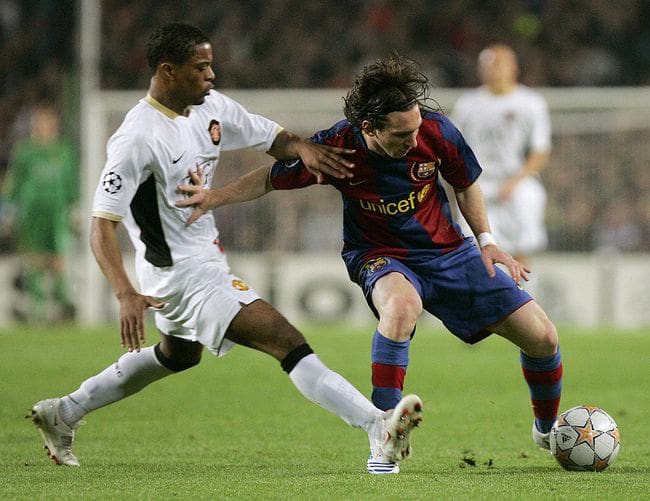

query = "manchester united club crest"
[[410, 158, 441, 181], [231, 279, 250, 291]]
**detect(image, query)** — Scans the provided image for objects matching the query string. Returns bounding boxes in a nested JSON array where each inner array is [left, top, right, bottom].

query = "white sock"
[[288, 353, 381, 431], [59, 346, 173, 426]]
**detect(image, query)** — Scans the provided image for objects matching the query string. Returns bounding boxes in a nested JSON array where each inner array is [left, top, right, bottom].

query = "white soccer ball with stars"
[[549, 405, 620, 471]]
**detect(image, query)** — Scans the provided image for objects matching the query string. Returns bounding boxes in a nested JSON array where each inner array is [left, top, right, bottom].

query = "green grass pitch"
[[0, 323, 648, 499]]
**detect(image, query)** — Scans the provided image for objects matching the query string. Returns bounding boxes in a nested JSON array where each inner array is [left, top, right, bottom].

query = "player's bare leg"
[[225, 299, 383, 429]]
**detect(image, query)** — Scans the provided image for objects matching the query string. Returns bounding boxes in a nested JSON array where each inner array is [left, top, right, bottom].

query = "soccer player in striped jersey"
[[29, 23, 423, 474], [177, 54, 563, 472]]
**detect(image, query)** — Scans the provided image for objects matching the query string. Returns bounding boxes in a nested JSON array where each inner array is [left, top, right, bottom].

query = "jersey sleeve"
[[269, 158, 319, 190], [436, 115, 483, 189], [212, 92, 282, 153], [92, 132, 153, 221]]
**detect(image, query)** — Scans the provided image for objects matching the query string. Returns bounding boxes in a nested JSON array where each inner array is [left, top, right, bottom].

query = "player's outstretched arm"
[[176, 165, 272, 225], [267, 129, 355, 184]]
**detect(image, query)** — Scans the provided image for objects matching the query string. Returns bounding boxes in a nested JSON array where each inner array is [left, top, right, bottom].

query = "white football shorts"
[[137, 252, 260, 357], [487, 176, 548, 255]]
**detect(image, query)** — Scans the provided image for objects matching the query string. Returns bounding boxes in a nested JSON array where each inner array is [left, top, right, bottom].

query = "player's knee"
[[529, 318, 558, 357], [541, 319, 559, 354], [379, 294, 421, 339]]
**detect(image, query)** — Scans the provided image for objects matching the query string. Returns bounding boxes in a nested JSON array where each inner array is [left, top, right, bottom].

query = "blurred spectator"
[[1, 104, 77, 322]]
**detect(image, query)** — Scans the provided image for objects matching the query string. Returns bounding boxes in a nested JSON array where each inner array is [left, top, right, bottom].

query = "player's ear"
[[159, 62, 175, 80], [360, 119, 376, 136]]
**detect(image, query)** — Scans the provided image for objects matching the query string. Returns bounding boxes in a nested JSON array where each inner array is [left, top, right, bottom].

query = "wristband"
[[477, 232, 497, 248]]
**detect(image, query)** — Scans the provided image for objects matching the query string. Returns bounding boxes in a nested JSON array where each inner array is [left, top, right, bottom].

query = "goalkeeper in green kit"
[[2, 103, 77, 322]]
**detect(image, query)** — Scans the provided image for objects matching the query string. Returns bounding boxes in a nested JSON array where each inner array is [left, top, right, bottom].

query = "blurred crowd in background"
[[0, 1, 649, 266], [3, 1, 650, 154], [98, 0, 650, 90]]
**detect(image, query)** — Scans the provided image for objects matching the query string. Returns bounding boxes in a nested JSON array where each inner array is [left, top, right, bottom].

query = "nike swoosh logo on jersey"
[[349, 179, 367, 186], [172, 153, 185, 164]]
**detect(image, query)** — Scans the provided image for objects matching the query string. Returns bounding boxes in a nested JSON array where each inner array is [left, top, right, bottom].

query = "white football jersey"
[[92, 90, 281, 268], [451, 85, 551, 201]]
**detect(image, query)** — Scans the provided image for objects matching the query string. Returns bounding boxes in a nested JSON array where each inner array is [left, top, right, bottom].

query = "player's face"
[[478, 46, 518, 87], [363, 104, 422, 159], [31, 108, 60, 144], [173, 43, 215, 106]]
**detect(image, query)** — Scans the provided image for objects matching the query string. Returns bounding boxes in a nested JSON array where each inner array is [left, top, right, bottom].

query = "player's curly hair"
[[343, 54, 438, 130], [145, 23, 210, 73]]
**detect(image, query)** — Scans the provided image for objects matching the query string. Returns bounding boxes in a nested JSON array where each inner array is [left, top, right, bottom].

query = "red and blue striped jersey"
[[269, 111, 482, 260]]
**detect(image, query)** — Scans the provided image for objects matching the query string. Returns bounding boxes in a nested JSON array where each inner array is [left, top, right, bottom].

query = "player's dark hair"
[[145, 23, 210, 73], [343, 54, 438, 130]]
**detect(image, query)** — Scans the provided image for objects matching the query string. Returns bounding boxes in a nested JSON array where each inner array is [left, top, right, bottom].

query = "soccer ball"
[[549, 405, 620, 471]]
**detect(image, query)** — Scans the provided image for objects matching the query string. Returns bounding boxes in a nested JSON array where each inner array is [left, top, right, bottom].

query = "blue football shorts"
[[347, 238, 532, 344]]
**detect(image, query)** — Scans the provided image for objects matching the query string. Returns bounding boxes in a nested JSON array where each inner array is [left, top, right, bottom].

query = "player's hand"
[[480, 244, 530, 286], [295, 140, 355, 184], [175, 167, 215, 225], [117, 290, 164, 352]]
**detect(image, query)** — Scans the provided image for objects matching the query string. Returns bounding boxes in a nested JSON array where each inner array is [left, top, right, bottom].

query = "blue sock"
[[371, 330, 410, 411]]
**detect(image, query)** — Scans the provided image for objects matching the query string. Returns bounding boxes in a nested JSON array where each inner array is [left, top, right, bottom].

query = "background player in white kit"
[[452, 43, 551, 266], [29, 23, 422, 474]]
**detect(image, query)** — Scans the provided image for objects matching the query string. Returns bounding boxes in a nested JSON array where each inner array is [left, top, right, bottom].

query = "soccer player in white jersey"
[[29, 23, 422, 474], [452, 43, 551, 266]]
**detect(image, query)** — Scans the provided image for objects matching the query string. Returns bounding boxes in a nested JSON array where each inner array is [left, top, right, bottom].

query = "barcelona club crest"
[[362, 257, 390, 275], [410, 158, 441, 181]]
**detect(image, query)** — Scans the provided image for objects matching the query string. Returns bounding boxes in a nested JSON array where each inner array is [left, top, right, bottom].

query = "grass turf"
[[0, 323, 648, 499]]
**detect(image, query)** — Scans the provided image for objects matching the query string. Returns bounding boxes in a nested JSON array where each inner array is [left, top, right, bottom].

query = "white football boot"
[[532, 421, 552, 452], [30, 398, 82, 466], [367, 394, 423, 474]]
